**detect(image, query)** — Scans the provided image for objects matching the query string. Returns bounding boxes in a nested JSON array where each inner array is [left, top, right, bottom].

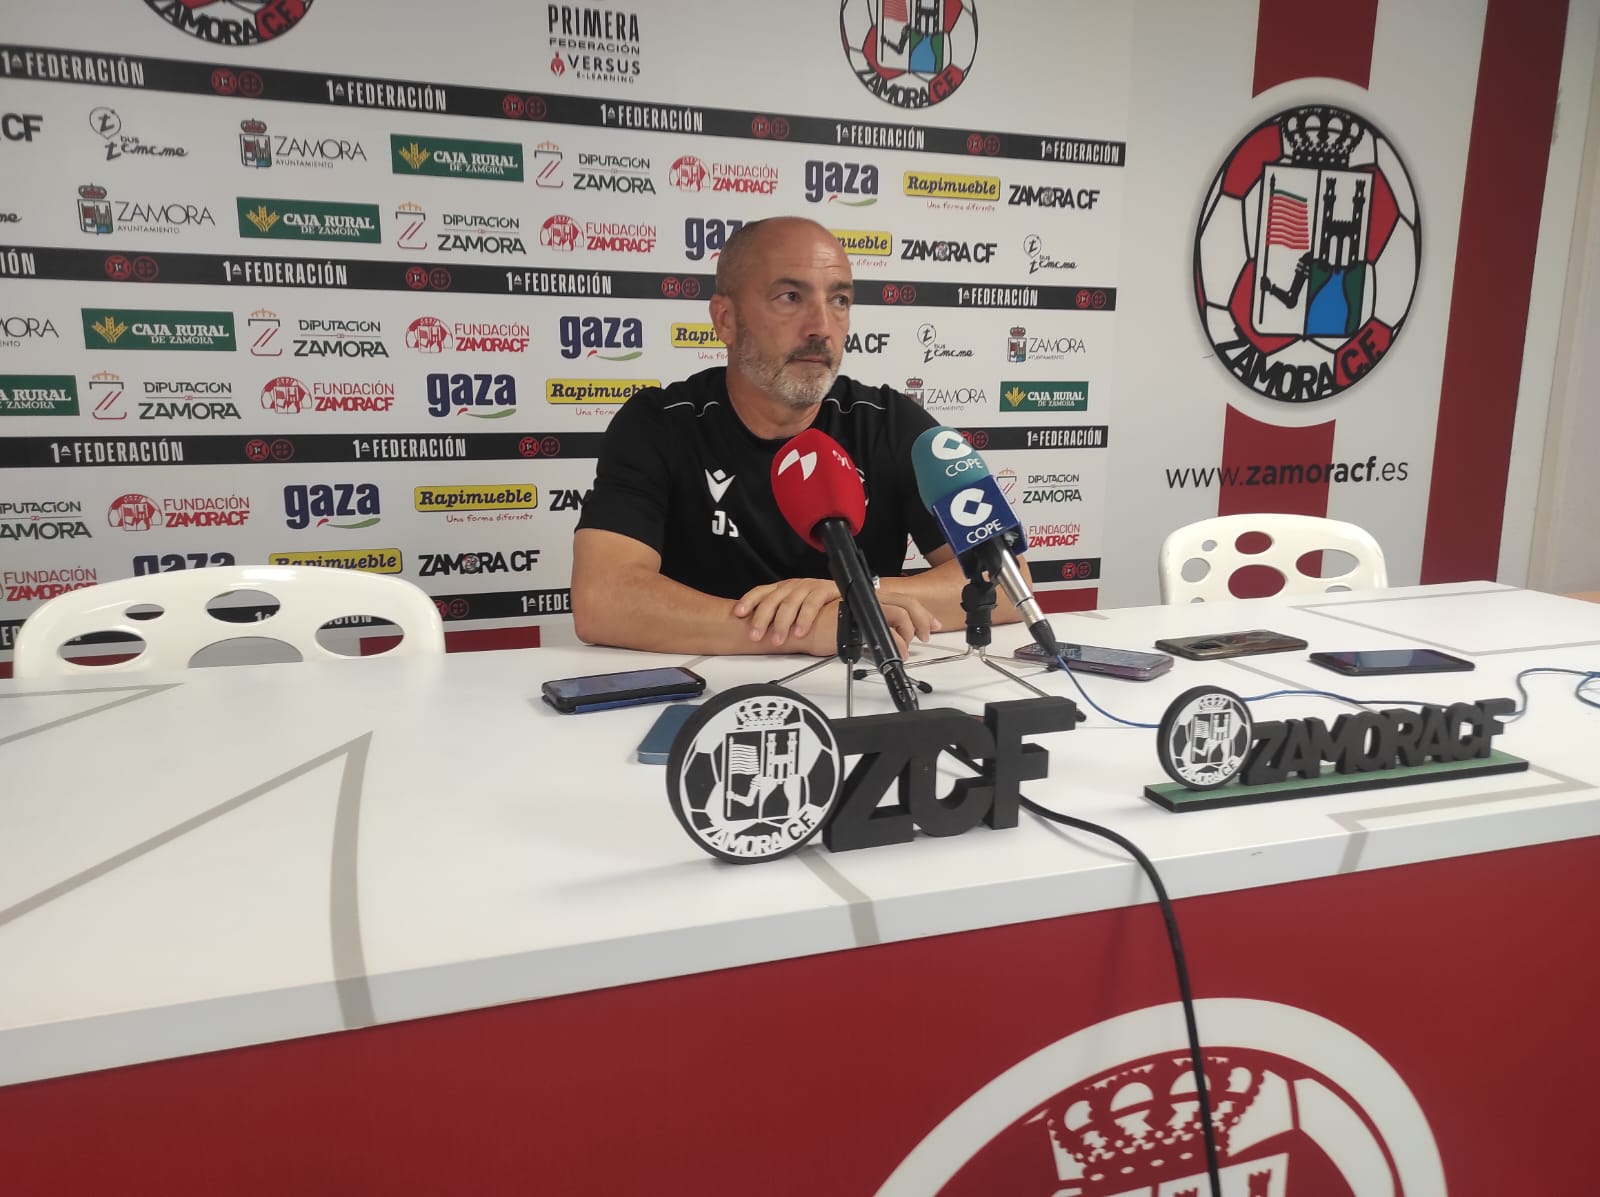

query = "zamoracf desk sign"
[[666, 685, 1080, 863], [1147, 686, 1526, 812]]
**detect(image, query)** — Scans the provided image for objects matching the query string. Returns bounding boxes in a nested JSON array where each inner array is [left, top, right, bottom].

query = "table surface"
[[3, 581, 1598, 1088]]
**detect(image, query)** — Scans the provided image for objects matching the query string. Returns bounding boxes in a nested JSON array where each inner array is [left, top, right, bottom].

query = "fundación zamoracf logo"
[[840, 0, 977, 109], [1194, 105, 1420, 404]]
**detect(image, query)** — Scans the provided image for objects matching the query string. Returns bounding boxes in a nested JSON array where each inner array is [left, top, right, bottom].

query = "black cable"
[[919, 653, 1600, 1196], [1049, 654, 1159, 728], [948, 746, 1223, 1197], [1500, 666, 1600, 721], [1580, 676, 1600, 710], [963, 656, 1600, 1197], [1021, 798, 1224, 1197]]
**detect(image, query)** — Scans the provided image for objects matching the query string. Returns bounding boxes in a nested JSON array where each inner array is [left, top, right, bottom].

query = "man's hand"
[[791, 594, 940, 658], [573, 528, 962, 657], [734, 577, 843, 647], [877, 585, 942, 643], [736, 578, 942, 655]]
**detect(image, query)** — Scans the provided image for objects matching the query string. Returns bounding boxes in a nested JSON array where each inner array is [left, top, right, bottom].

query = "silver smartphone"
[[1013, 642, 1174, 681]]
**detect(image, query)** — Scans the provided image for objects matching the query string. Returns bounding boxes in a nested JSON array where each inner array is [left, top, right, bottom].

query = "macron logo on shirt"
[[705, 467, 735, 502]]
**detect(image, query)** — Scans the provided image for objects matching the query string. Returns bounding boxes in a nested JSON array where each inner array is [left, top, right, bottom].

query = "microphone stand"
[[883, 574, 1050, 698], [771, 590, 864, 717]]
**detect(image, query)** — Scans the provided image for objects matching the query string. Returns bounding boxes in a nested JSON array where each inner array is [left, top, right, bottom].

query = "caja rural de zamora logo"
[[1195, 105, 1420, 404]]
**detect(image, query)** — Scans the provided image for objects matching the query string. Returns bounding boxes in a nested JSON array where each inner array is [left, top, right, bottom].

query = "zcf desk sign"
[[1147, 686, 1528, 812], [665, 684, 1081, 864]]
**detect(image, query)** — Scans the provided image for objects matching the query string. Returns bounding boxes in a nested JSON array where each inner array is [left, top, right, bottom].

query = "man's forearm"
[[573, 565, 819, 655]]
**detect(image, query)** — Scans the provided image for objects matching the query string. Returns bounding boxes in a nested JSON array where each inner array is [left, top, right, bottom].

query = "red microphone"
[[771, 429, 917, 710], [770, 427, 867, 550]]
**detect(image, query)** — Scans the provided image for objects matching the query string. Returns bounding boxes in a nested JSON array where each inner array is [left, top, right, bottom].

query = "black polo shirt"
[[577, 368, 946, 599]]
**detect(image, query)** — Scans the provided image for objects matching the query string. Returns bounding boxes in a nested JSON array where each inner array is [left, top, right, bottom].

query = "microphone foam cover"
[[770, 427, 867, 552], [911, 425, 992, 508]]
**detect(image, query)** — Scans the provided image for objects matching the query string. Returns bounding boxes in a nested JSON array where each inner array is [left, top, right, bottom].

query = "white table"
[[3, 582, 1597, 1195]]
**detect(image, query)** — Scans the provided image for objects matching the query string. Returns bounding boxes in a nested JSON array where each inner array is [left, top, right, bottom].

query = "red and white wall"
[[1105, 0, 1593, 605]]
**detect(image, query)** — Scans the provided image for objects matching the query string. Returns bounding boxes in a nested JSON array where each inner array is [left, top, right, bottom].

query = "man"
[[571, 216, 1024, 655]]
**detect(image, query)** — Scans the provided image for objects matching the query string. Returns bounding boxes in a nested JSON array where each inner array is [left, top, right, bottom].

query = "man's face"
[[719, 223, 853, 409]]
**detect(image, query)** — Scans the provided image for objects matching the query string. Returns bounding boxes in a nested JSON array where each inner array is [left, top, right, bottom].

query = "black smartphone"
[[636, 702, 701, 764], [1309, 649, 1475, 676], [1155, 629, 1309, 660], [1013, 642, 1174, 681], [541, 666, 706, 714]]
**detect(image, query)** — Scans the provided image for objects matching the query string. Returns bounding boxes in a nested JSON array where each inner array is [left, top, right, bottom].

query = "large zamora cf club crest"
[[877, 1001, 1446, 1197], [1157, 686, 1252, 790], [667, 686, 843, 864], [911, 1047, 1419, 1194], [840, 0, 978, 110], [1195, 105, 1420, 404], [145, 0, 314, 45]]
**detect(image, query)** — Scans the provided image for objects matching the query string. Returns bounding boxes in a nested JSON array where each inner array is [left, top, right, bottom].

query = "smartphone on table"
[[1308, 649, 1474, 676], [636, 702, 701, 764], [541, 666, 706, 714], [1154, 629, 1309, 660], [1013, 642, 1174, 681]]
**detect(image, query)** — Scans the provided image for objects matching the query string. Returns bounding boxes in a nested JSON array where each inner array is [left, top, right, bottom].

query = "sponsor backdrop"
[[0, 0, 1585, 666]]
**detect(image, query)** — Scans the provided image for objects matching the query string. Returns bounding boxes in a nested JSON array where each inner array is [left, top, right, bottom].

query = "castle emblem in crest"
[[927, 1048, 1399, 1195], [239, 119, 271, 168], [668, 686, 842, 863], [840, 0, 978, 109], [1195, 105, 1420, 404], [1158, 686, 1253, 790], [878, 1001, 1446, 1196]]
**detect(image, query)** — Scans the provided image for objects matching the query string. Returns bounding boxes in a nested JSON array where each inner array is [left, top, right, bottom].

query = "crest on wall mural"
[[1195, 105, 1420, 404], [840, 0, 978, 109], [143, 0, 316, 45]]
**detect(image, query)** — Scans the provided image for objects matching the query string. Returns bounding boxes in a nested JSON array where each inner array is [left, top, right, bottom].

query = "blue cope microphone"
[[910, 426, 1062, 658]]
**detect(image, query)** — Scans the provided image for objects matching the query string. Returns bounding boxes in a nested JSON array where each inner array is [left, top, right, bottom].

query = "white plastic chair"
[[12, 565, 445, 680], [1159, 513, 1387, 603]]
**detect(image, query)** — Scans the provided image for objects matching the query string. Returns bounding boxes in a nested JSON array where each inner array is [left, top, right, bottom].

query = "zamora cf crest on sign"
[[1195, 105, 1420, 404]]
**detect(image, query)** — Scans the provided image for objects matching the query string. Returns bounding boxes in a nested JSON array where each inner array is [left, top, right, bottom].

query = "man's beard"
[[732, 317, 839, 409]]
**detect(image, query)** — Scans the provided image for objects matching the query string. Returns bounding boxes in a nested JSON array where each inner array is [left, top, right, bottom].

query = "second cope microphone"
[[911, 426, 1061, 658]]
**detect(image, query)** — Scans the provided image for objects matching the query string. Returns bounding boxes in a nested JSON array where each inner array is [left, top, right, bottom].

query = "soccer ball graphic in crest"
[[1195, 105, 1420, 404], [145, 0, 316, 43], [668, 686, 842, 863], [840, 0, 978, 109], [1157, 687, 1253, 790]]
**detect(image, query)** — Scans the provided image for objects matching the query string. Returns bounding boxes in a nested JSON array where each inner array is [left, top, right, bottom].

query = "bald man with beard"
[[571, 216, 1025, 656]]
